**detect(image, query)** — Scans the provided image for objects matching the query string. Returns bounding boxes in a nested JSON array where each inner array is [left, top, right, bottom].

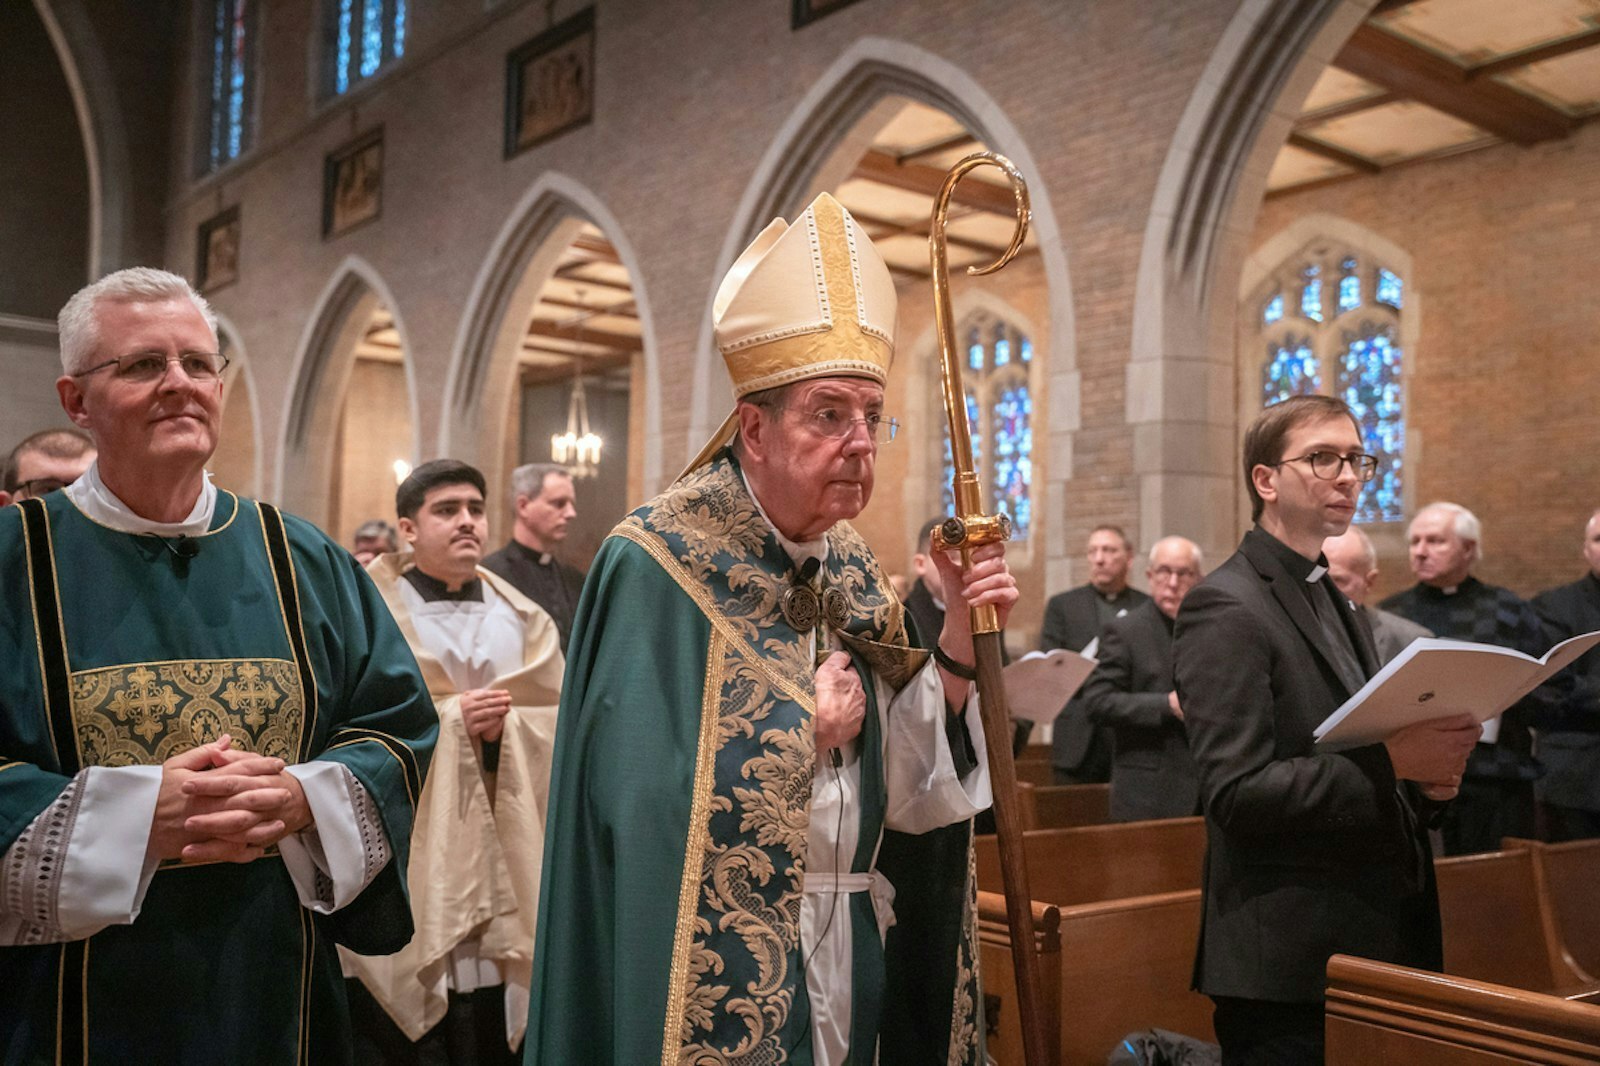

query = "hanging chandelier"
[[551, 290, 602, 477]]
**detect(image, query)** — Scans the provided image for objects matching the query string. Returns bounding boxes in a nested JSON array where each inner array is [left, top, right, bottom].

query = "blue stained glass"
[[1301, 265, 1323, 322], [393, 0, 406, 57], [941, 391, 983, 516], [1020, 337, 1033, 363], [1262, 337, 1319, 406], [209, 2, 226, 169], [1263, 294, 1284, 325], [992, 383, 1032, 540], [1338, 322, 1404, 523], [336, 0, 353, 93], [994, 337, 1010, 367], [227, 0, 247, 160], [968, 334, 983, 371], [360, 0, 384, 77], [1377, 269, 1403, 308], [1338, 258, 1360, 313]]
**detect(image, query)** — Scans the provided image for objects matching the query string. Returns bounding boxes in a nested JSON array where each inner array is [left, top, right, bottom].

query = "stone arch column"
[[1127, 0, 1379, 563], [275, 256, 419, 525], [212, 311, 264, 498], [440, 172, 661, 503], [690, 35, 1077, 584]]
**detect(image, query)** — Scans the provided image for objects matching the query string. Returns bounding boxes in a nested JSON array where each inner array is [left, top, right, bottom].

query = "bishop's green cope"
[[0, 491, 437, 1064], [524, 452, 984, 1065]]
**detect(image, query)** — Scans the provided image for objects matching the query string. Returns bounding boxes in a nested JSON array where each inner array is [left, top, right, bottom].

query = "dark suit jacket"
[[903, 578, 944, 651], [1041, 584, 1149, 773], [1174, 528, 1441, 1003], [1081, 601, 1198, 822], [1533, 573, 1600, 811]]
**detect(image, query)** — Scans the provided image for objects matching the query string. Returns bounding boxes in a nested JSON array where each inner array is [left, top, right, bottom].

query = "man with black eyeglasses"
[[1174, 395, 1477, 1064], [0, 427, 95, 507], [1381, 502, 1569, 855]]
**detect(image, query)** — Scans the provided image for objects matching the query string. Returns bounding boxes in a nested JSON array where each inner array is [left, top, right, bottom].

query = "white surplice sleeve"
[[882, 660, 992, 834], [0, 765, 161, 944], [279, 762, 391, 913]]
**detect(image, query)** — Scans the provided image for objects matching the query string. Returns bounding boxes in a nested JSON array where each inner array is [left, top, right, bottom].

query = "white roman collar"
[[65, 461, 217, 537]]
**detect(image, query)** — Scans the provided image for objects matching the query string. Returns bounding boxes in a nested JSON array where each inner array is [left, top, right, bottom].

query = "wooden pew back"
[[1055, 889, 1213, 1066], [977, 892, 1061, 1066], [975, 817, 1205, 906], [1529, 838, 1600, 983], [1326, 954, 1600, 1065], [1013, 782, 1112, 829], [1434, 846, 1594, 993]]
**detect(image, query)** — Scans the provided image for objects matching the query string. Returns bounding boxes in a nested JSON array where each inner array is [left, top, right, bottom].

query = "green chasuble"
[[0, 491, 437, 1064], [525, 453, 984, 1066]]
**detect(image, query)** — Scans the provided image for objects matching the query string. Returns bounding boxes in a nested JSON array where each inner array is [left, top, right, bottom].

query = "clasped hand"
[[460, 688, 513, 742], [147, 734, 312, 865]]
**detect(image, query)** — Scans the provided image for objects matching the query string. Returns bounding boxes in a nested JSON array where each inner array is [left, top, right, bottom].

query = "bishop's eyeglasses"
[[1273, 450, 1380, 482], [73, 351, 231, 384], [791, 407, 901, 443]]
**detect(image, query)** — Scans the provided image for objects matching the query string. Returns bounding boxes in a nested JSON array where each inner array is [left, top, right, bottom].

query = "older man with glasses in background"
[[0, 267, 437, 1062], [1080, 536, 1205, 822]]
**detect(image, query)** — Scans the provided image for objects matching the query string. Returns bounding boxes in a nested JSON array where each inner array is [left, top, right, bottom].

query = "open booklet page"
[[1003, 648, 1099, 724], [1314, 629, 1600, 750]]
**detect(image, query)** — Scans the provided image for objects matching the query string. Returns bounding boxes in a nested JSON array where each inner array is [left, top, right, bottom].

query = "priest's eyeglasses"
[[1274, 451, 1379, 482], [795, 407, 901, 443], [74, 351, 231, 384]]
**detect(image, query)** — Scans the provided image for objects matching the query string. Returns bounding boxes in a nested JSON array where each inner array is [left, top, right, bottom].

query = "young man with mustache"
[[352, 460, 565, 1064]]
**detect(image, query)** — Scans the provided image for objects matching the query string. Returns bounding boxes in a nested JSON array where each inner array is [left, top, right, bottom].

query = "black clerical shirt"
[[480, 539, 585, 652]]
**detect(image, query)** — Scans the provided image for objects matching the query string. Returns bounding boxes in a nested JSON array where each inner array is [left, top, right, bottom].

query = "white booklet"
[[1002, 648, 1099, 724], [1313, 630, 1600, 751]]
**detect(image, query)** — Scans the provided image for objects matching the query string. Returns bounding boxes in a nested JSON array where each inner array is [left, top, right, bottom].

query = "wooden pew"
[[1503, 836, 1600, 983], [1435, 846, 1599, 994], [1018, 743, 1053, 766], [1012, 782, 1111, 829], [975, 817, 1205, 906], [1326, 954, 1600, 1065], [1055, 890, 1213, 1065], [977, 891, 1062, 1066], [1016, 761, 1056, 788]]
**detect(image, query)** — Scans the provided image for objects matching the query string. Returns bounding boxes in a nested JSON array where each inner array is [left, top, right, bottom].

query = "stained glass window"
[[202, 0, 255, 173], [1256, 249, 1406, 524], [1377, 268, 1403, 308], [1338, 323, 1404, 523], [327, 0, 406, 97], [941, 317, 1033, 540], [1338, 257, 1360, 313], [1262, 337, 1319, 406]]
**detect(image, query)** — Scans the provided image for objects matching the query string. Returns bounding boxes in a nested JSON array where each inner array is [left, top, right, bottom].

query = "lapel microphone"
[[148, 534, 201, 563]]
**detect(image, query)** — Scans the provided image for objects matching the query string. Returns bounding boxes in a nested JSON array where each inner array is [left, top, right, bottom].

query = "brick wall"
[[1253, 122, 1600, 600]]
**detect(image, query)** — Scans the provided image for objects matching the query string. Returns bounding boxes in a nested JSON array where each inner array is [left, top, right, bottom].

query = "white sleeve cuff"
[[280, 762, 391, 914], [883, 661, 993, 834], [55, 765, 163, 940]]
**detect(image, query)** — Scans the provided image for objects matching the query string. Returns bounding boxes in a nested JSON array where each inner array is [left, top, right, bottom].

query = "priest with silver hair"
[[524, 192, 1015, 1065]]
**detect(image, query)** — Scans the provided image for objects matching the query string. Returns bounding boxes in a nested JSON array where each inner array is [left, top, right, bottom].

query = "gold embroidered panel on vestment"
[[70, 658, 306, 766]]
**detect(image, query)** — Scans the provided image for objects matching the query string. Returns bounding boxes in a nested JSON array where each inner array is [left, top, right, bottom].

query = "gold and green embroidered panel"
[[70, 658, 305, 766]]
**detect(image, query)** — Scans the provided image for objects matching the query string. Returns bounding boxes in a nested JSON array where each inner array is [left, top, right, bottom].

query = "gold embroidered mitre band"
[[685, 191, 898, 474]]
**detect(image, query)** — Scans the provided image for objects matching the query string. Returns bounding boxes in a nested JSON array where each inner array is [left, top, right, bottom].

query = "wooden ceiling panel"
[[870, 100, 970, 156], [835, 178, 937, 224], [1498, 45, 1600, 114], [1303, 99, 1490, 162], [1302, 67, 1387, 113], [1267, 143, 1356, 192], [1376, 0, 1600, 65]]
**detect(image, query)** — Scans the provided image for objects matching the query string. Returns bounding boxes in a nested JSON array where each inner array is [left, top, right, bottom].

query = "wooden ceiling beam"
[[848, 207, 1009, 257], [1286, 131, 1381, 174], [535, 294, 638, 318], [851, 149, 1020, 216], [896, 132, 979, 165], [1333, 23, 1574, 145], [551, 265, 634, 293], [527, 319, 642, 351], [518, 352, 634, 386], [1368, 0, 1421, 15], [1295, 91, 1399, 129], [1466, 27, 1600, 81]]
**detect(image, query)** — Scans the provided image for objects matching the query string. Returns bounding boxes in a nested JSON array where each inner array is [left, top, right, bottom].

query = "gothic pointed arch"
[[441, 172, 660, 506], [276, 256, 418, 527], [210, 311, 264, 498], [1128, 0, 1379, 558]]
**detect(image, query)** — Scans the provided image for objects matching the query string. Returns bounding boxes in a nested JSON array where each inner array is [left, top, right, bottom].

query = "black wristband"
[[934, 644, 978, 681]]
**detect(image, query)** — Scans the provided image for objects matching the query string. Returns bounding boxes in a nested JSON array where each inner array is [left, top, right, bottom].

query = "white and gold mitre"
[[685, 191, 898, 473]]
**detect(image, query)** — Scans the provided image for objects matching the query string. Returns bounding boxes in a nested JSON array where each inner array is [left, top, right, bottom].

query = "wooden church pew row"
[[1010, 781, 1112, 829], [976, 891, 1062, 1066], [1325, 954, 1600, 1066], [1016, 761, 1057, 788], [1434, 845, 1600, 996], [1017, 743, 1053, 765], [1502, 836, 1600, 984], [974, 817, 1206, 906]]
